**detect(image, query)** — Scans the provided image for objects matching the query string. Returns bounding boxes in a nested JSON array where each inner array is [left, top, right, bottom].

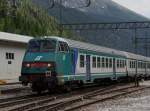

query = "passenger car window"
[[80, 55, 85, 68], [109, 58, 112, 68], [102, 57, 105, 68], [106, 58, 108, 68], [97, 57, 101, 68], [92, 56, 96, 68], [117, 60, 119, 68]]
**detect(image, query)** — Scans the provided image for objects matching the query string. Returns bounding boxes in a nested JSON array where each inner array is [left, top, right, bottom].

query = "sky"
[[112, 0, 150, 18]]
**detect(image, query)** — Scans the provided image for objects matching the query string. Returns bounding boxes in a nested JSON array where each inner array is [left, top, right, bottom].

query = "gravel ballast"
[[78, 81, 150, 111]]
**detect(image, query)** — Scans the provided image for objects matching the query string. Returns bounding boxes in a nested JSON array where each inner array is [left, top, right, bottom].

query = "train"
[[19, 36, 150, 93]]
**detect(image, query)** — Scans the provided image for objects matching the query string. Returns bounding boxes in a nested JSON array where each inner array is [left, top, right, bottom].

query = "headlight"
[[47, 63, 51, 67], [23, 63, 31, 68], [26, 63, 31, 67]]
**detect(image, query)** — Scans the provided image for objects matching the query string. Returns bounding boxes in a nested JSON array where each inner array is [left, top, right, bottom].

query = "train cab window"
[[59, 42, 69, 52], [92, 56, 96, 68], [80, 55, 85, 68], [42, 40, 56, 52], [97, 57, 101, 68], [28, 40, 56, 52]]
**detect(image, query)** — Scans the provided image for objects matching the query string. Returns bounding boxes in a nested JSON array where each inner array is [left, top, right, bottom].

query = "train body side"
[[19, 37, 150, 93]]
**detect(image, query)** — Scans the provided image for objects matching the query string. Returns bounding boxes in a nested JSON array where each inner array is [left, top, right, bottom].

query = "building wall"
[[0, 42, 26, 83]]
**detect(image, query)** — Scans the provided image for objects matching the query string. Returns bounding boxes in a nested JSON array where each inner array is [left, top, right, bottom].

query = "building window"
[[92, 56, 96, 68], [6, 52, 14, 60], [97, 57, 101, 68], [80, 55, 84, 68]]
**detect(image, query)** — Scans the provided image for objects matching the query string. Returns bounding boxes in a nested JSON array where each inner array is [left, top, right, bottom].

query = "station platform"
[[0, 78, 19, 85], [0, 83, 30, 95]]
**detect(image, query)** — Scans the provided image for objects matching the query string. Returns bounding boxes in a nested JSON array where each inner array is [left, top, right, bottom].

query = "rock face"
[[32, 0, 149, 56]]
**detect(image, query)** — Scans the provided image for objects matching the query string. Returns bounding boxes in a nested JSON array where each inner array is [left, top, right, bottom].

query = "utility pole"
[[134, 28, 137, 54], [59, 0, 63, 36], [144, 32, 148, 57]]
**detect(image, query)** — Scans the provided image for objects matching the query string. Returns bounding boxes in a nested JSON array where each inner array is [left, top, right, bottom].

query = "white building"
[[0, 32, 32, 83]]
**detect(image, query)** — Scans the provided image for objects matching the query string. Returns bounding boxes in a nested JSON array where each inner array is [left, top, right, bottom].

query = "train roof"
[[122, 51, 150, 62], [46, 36, 125, 57], [47, 36, 150, 61]]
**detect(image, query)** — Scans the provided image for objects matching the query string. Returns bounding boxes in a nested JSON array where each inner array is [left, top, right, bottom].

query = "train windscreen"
[[28, 40, 56, 52]]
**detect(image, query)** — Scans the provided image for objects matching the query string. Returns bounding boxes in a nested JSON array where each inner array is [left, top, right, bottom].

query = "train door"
[[113, 58, 117, 80], [86, 55, 91, 82], [72, 48, 78, 75]]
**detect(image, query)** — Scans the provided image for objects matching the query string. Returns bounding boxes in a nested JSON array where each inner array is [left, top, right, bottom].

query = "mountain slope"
[[32, 0, 150, 56], [33, 0, 148, 23], [0, 0, 73, 37]]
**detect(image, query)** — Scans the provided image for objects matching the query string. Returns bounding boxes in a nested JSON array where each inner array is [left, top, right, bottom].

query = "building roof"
[[0, 32, 33, 44]]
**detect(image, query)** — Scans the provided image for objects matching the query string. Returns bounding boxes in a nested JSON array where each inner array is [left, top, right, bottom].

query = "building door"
[[86, 55, 91, 81], [7, 61, 13, 75]]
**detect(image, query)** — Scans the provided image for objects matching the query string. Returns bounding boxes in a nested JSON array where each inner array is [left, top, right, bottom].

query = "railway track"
[[32, 84, 136, 111], [0, 84, 107, 111], [0, 94, 34, 103], [63, 86, 149, 111], [0, 83, 147, 111]]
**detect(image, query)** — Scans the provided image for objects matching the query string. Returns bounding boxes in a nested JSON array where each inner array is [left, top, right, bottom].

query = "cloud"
[[112, 0, 150, 18]]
